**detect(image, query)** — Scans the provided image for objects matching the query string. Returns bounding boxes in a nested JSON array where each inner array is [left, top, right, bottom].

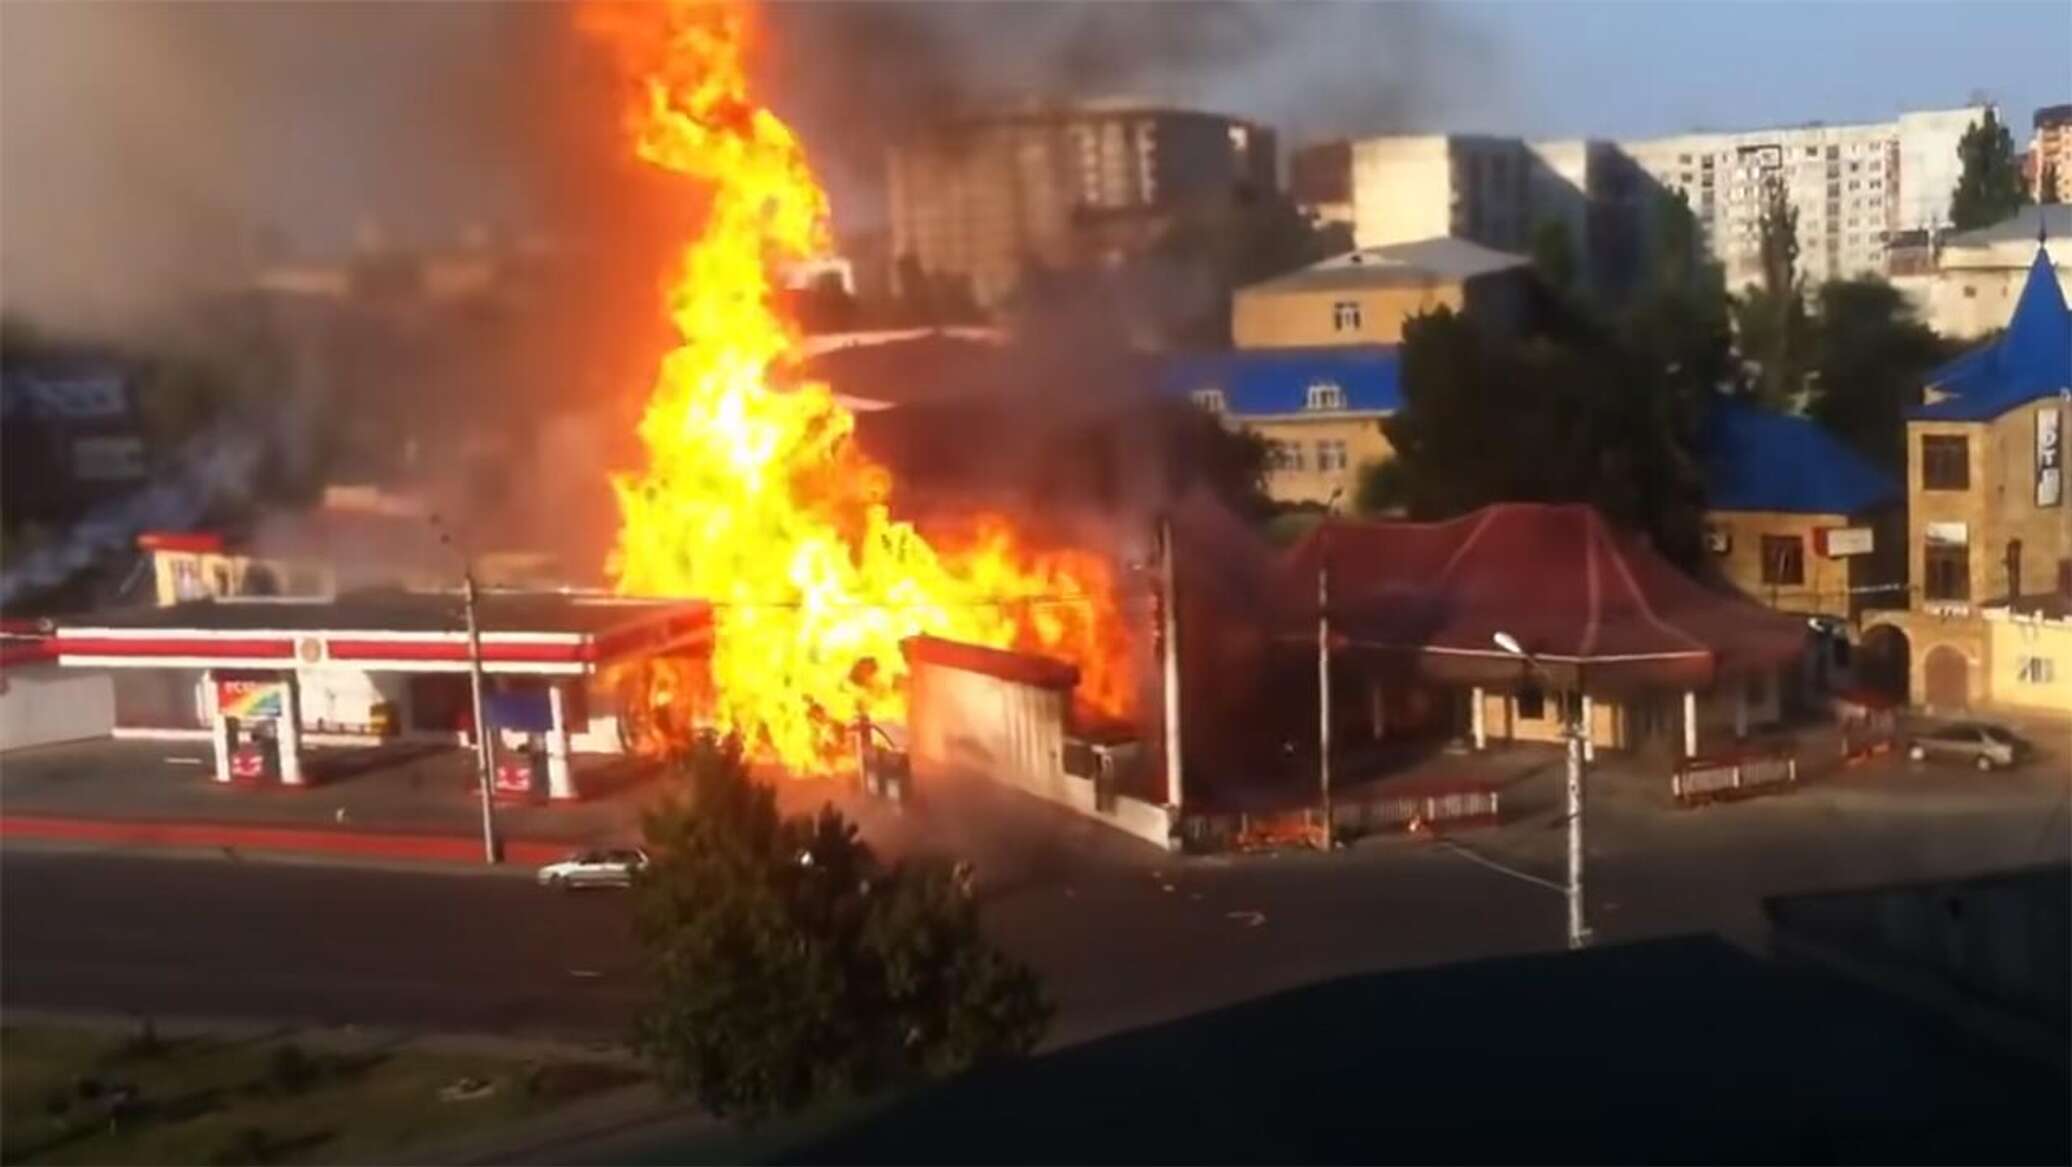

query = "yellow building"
[[1982, 596, 2071, 714], [1862, 244, 2072, 714], [1696, 397, 1905, 623], [1232, 237, 1531, 349], [1158, 347, 1399, 505]]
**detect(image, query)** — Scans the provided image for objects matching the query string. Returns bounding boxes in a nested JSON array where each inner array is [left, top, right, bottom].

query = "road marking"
[[1226, 910, 1265, 927]]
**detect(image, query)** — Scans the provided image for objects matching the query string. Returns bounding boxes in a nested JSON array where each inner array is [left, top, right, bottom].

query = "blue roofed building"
[[1859, 243, 2072, 714], [1155, 346, 1401, 504], [1699, 396, 1904, 624]]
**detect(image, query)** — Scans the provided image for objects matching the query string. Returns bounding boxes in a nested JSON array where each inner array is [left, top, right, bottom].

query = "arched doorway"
[[1923, 645, 1970, 711], [1858, 624, 1910, 702]]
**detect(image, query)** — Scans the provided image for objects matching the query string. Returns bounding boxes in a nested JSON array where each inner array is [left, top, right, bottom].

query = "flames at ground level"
[[583, 0, 1134, 772]]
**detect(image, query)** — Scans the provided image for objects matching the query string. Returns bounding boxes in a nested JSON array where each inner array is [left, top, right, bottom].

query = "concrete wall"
[[1, 666, 115, 751], [1350, 137, 1454, 248], [908, 657, 1173, 849], [1985, 615, 2072, 715], [1921, 262, 2072, 340], [1235, 413, 1393, 505]]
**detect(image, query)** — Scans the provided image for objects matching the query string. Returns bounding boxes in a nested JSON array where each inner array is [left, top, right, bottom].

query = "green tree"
[[1949, 108, 2029, 230], [1529, 218, 1580, 297], [632, 736, 1048, 1122], [1806, 278, 1956, 471], [1732, 175, 1813, 409], [1373, 307, 1707, 567]]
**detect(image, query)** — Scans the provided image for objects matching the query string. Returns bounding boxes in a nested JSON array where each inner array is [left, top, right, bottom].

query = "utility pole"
[[1316, 490, 1342, 852], [1317, 544, 1333, 851], [462, 568, 502, 865], [1157, 515, 1184, 811], [433, 512, 500, 866]]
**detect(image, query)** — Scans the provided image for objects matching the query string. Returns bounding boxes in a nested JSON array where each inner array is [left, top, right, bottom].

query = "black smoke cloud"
[[1, 2, 1496, 332]]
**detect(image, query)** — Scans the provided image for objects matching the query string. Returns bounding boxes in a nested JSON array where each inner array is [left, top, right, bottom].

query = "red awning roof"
[[1277, 503, 1806, 692]]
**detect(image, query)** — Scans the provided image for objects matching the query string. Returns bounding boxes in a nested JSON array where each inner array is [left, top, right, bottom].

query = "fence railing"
[[1672, 750, 1798, 806]]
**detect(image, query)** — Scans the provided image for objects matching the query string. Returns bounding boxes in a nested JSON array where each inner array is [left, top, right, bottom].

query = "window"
[[1332, 300, 1362, 332], [1306, 381, 1347, 411], [1760, 535, 1804, 586], [2017, 656, 2057, 685], [1191, 388, 1226, 414], [1315, 439, 1348, 471], [1962, 285, 1978, 299], [1516, 685, 1545, 721], [1921, 435, 1970, 490], [1924, 543, 1970, 601], [1270, 441, 1306, 472]]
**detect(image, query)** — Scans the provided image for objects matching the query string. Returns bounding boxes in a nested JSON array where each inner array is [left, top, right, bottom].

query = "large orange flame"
[[583, 0, 1132, 772]]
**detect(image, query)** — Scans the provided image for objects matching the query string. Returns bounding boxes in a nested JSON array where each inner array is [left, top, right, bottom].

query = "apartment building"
[[1346, 135, 1534, 254], [1621, 106, 1988, 290], [2032, 104, 2072, 203], [886, 100, 1276, 310]]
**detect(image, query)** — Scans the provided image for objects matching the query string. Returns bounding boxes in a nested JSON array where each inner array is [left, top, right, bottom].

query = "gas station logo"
[[216, 679, 286, 720]]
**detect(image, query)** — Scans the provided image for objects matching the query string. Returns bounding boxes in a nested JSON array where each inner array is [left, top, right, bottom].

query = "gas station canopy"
[[55, 589, 712, 675]]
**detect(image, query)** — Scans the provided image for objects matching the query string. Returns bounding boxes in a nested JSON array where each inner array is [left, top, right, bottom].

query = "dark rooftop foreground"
[[783, 935, 2069, 1166]]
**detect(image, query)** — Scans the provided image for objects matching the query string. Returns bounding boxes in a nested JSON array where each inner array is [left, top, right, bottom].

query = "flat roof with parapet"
[[55, 589, 711, 676]]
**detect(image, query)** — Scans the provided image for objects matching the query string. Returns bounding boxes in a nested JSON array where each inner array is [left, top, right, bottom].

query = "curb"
[[0, 814, 570, 867]]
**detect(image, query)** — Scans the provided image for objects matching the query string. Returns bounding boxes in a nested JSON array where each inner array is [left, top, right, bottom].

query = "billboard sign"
[[2038, 405, 2063, 508], [1818, 527, 1874, 558]]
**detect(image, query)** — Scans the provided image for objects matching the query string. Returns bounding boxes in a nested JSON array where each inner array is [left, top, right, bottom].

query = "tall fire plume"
[[582, 0, 1133, 772]]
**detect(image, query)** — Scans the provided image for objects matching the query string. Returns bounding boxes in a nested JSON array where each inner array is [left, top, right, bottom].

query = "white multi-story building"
[[1320, 106, 1990, 297], [1620, 105, 1989, 291], [1347, 135, 1533, 254]]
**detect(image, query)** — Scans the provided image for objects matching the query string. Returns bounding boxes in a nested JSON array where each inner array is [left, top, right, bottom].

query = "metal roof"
[[1239, 237, 1530, 295], [1915, 247, 2072, 422], [1700, 398, 1901, 516], [1156, 346, 1401, 415]]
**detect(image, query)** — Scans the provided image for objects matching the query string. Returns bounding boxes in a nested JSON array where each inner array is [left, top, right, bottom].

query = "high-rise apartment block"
[[887, 100, 1276, 309], [1299, 105, 1991, 296], [1624, 106, 1986, 290]]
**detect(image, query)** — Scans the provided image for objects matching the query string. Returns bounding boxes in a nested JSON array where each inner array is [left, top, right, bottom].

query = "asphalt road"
[[4, 748, 2066, 1048]]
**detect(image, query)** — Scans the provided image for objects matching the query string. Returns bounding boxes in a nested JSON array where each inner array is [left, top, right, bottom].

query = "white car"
[[537, 848, 649, 889]]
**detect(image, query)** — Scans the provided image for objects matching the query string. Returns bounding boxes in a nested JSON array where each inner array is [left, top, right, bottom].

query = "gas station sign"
[[216, 679, 286, 719]]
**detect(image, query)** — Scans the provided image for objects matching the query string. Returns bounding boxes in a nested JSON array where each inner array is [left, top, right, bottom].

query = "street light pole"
[[1493, 631, 1589, 949], [433, 514, 500, 866], [1562, 665, 1588, 950], [1157, 514, 1184, 812]]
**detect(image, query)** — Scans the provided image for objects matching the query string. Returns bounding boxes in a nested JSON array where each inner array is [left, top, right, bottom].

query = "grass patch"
[[0, 1023, 643, 1166]]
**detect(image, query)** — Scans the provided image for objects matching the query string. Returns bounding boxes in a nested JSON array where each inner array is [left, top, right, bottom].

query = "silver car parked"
[[1906, 722, 2028, 771], [537, 848, 649, 889]]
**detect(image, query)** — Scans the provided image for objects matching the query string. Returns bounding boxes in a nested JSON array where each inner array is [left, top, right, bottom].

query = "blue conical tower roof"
[[1917, 246, 2072, 420]]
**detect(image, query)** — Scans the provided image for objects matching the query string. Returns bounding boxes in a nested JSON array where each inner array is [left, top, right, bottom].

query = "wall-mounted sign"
[[1924, 521, 1969, 546], [1818, 527, 1874, 558], [216, 679, 285, 720], [2038, 405, 2063, 508]]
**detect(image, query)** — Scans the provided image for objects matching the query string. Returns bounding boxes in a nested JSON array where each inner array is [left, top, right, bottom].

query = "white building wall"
[[0, 666, 115, 751], [1895, 107, 1987, 234], [1350, 137, 1456, 248]]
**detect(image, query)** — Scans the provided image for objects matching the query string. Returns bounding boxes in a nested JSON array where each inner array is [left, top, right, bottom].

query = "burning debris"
[[581, 0, 1135, 773]]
